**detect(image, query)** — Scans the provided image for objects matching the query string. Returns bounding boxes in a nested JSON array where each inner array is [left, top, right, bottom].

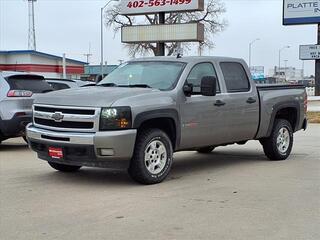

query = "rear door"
[[219, 61, 259, 142]]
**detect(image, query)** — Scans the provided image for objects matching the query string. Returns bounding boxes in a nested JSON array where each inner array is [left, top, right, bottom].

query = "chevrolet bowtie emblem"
[[51, 112, 64, 122]]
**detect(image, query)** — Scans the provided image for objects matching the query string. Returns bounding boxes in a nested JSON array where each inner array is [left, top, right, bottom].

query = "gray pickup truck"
[[26, 56, 307, 184]]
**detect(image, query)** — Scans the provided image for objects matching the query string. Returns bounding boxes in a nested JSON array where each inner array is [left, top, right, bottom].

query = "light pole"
[[278, 46, 290, 75], [284, 60, 288, 81], [249, 38, 260, 68], [100, 0, 118, 79]]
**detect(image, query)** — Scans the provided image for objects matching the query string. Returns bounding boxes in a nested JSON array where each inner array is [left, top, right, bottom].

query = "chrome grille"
[[33, 104, 100, 132]]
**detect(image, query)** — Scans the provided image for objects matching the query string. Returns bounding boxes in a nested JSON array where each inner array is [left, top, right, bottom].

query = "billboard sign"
[[283, 0, 320, 25], [121, 23, 204, 43], [250, 66, 265, 81], [119, 0, 204, 15], [300, 44, 320, 60]]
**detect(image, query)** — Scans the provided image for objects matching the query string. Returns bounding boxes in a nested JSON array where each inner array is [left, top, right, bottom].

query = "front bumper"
[[26, 124, 137, 169]]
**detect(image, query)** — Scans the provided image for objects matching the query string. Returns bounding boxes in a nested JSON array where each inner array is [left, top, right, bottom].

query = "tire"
[[128, 128, 173, 185], [48, 162, 82, 172], [197, 146, 215, 153], [260, 119, 293, 161]]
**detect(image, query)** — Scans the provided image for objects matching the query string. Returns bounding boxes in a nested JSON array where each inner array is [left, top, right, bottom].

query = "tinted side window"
[[186, 63, 220, 94], [220, 62, 250, 92], [49, 82, 70, 91]]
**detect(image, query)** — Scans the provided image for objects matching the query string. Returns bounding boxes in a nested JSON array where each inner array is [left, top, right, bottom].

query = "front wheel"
[[128, 128, 173, 185], [48, 162, 82, 172], [260, 119, 293, 161]]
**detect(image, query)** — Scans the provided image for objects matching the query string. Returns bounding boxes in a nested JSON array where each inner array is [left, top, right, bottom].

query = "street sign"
[[300, 44, 320, 60], [119, 0, 204, 15], [121, 23, 204, 43], [283, 0, 320, 25]]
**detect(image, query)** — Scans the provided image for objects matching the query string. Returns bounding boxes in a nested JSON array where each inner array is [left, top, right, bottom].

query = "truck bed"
[[255, 84, 306, 139]]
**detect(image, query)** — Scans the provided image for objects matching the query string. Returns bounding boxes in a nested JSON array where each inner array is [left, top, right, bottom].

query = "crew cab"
[[26, 57, 307, 184]]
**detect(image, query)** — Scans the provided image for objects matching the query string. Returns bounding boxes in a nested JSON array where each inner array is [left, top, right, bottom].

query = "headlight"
[[100, 107, 132, 130]]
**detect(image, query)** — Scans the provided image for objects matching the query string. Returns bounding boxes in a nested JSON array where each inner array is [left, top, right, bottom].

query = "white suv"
[[0, 71, 53, 143]]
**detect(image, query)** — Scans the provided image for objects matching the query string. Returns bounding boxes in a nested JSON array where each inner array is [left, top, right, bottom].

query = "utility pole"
[[28, 0, 37, 50], [84, 43, 92, 64]]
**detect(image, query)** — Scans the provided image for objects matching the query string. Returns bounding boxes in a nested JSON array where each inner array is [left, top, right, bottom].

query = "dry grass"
[[307, 112, 320, 123]]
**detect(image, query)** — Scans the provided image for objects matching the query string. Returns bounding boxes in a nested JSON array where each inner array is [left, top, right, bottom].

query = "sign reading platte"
[[119, 0, 204, 15], [283, 0, 320, 25], [300, 44, 320, 60], [121, 23, 204, 43]]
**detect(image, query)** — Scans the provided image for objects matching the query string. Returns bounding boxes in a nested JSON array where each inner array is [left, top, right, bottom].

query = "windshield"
[[98, 61, 186, 90]]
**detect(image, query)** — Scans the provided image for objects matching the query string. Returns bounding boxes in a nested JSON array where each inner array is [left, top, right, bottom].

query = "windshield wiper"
[[97, 83, 118, 87], [119, 84, 152, 88]]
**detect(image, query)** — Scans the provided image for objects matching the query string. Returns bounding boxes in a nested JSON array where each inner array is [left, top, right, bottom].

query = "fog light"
[[100, 148, 114, 156]]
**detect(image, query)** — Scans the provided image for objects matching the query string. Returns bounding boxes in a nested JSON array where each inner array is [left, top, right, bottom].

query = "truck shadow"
[[170, 150, 267, 177], [46, 168, 133, 186], [34, 149, 267, 186], [0, 141, 28, 151]]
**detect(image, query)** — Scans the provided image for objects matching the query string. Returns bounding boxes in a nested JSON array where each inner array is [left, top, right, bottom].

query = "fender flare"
[[133, 109, 181, 149], [266, 101, 300, 137]]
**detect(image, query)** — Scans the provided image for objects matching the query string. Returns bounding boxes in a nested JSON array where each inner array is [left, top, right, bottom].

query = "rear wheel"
[[48, 162, 82, 172], [197, 146, 215, 154], [260, 119, 293, 161], [128, 128, 173, 185]]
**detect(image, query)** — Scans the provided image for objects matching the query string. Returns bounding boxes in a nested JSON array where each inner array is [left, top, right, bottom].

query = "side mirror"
[[183, 83, 193, 97], [201, 76, 217, 96]]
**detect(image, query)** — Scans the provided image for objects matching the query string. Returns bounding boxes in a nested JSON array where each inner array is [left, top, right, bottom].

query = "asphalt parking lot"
[[1, 124, 319, 240]]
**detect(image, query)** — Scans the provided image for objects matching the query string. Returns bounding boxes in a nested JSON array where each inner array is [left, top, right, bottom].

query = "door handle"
[[246, 97, 257, 104], [214, 100, 226, 107]]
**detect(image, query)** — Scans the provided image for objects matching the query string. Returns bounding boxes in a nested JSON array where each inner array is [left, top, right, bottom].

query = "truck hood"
[[34, 86, 158, 107]]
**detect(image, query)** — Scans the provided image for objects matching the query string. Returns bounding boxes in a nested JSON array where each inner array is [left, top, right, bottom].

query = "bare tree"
[[105, 0, 227, 57]]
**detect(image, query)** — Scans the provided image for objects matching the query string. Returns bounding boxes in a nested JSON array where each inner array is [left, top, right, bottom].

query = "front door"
[[179, 62, 230, 149]]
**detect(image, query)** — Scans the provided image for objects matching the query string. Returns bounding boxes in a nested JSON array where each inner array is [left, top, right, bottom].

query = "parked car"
[[45, 78, 93, 91], [26, 56, 307, 184], [0, 72, 53, 144]]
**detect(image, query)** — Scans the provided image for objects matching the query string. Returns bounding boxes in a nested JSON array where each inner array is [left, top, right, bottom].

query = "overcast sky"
[[0, 0, 316, 76]]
